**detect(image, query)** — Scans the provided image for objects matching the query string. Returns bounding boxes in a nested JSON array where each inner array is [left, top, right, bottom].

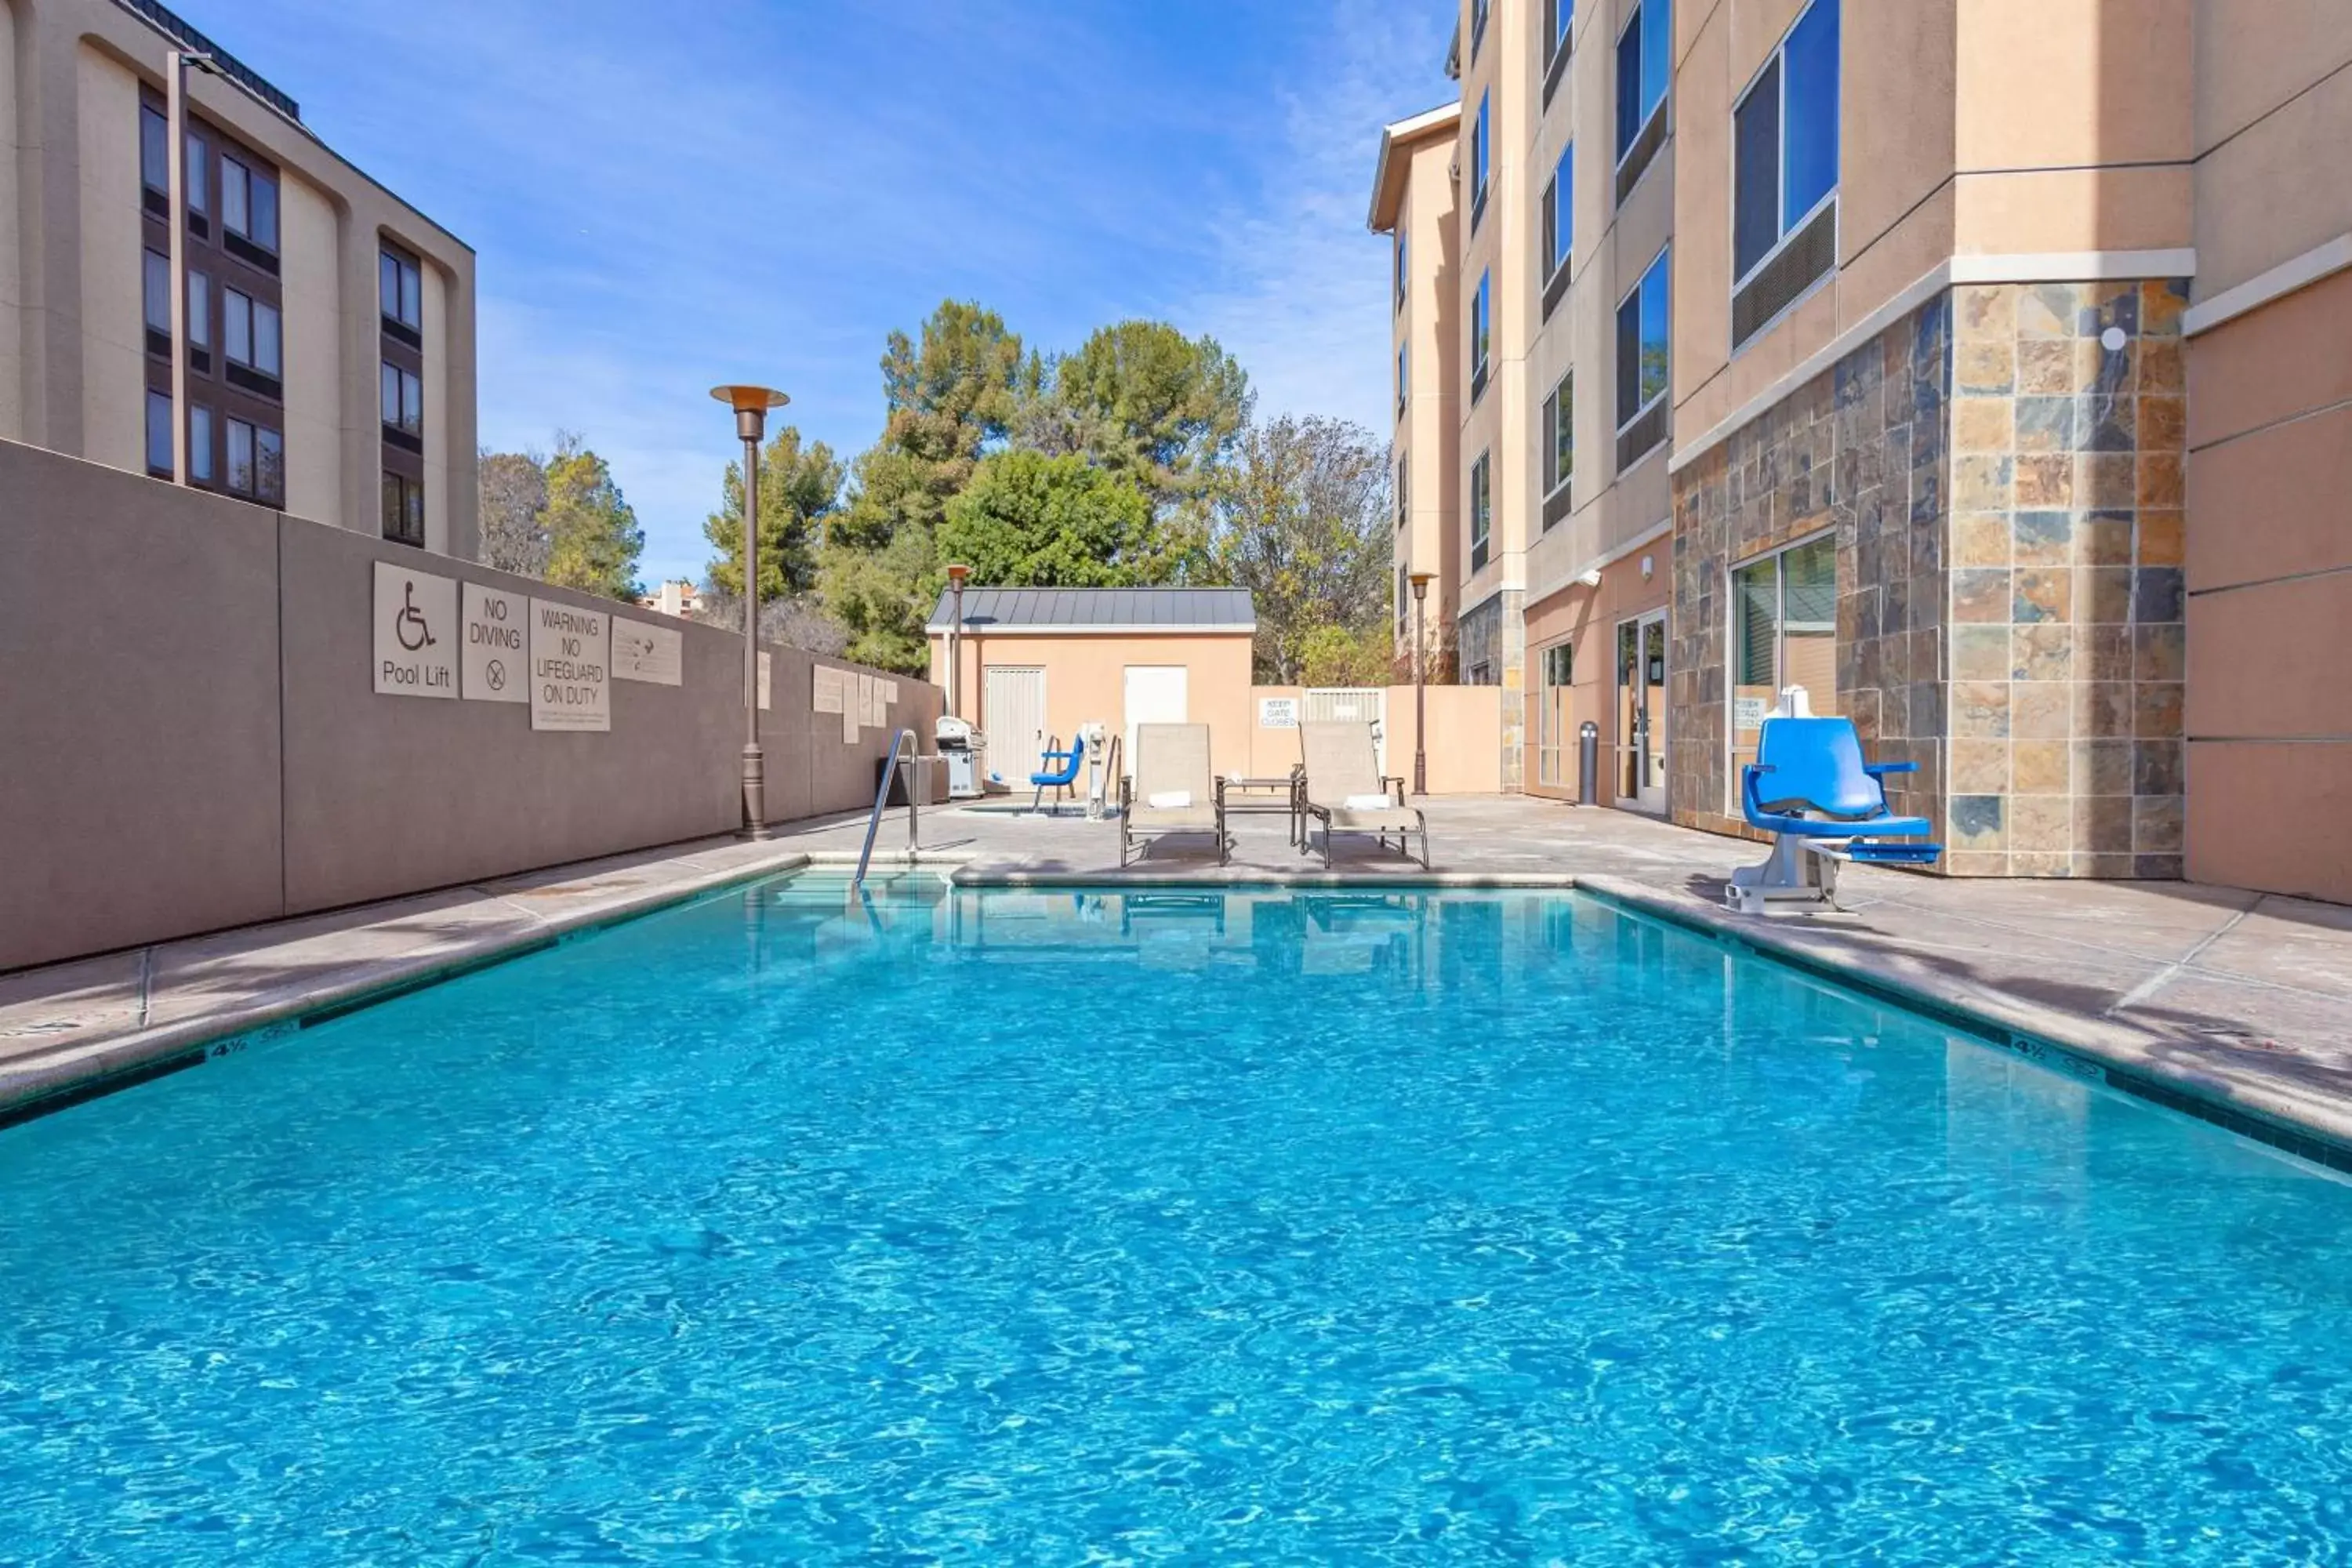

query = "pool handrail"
[[852, 728, 922, 890]]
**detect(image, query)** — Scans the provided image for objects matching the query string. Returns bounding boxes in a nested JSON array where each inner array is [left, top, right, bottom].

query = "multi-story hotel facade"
[[2, 0, 479, 555], [1373, 0, 2350, 905]]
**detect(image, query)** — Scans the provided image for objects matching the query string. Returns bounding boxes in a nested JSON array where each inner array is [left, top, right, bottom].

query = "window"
[[1472, 0, 1490, 59], [188, 271, 210, 350], [1537, 641, 1575, 786], [1398, 564, 1411, 633], [1393, 231, 1408, 311], [1547, 0, 1574, 60], [381, 249, 423, 331], [223, 289, 282, 378], [1470, 269, 1491, 398], [145, 390, 172, 474], [1616, 247, 1669, 429], [382, 360, 423, 436], [1468, 452, 1491, 574], [1615, 0, 1671, 193], [227, 416, 255, 495], [1729, 532, 1838, 807], [382, 473, 426, 547], [221, 154, 278, 252], [186, 131, 209, 216], [1396, 453, 1410, 531], [190, 404, 214, 484], [140, 106, 169, 194], [1541, 142, 1573, 281], [258, 428, 283, 504], [1471, 92, 1491, 230], [1732, 0, 1840, 346], [1396, 341, 1409, 417], [143, 249, 171, 336], [1542, 370, 1573, 499]]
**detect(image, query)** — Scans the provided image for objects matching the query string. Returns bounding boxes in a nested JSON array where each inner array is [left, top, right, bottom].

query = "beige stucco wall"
[[2188, 0, 2352, 302], [1395, 130, 1462, 635], [1520, 546, 1669, 805], [280, 168, 341, 522], [423, 256, 450, 554], [72, 41, 140, 474], [931, 630, 1258, 782], [0, 0, 21, 441]]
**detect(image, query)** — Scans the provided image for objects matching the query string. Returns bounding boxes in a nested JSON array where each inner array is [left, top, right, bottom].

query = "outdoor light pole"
[[1410, 572, 1435, 797], [711, 384, 790, 840], [946, 563, 969, 719], [165, 50, 217, 485]]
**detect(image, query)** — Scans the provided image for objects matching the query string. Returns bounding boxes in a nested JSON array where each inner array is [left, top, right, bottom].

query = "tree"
[[691, 586, 848, 658], [1298, 624, 1394, 687], [702, 425, 842, 602], [540, 432, 645, 602], [936, 450, 1163, 586], [1032, 321, 1251, 546], [478, 448, 550, 579], [1213, 415, 1392, 683], [818, 300, 1030, 670]]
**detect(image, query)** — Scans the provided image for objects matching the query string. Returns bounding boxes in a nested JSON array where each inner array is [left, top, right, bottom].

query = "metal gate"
[[1303, 688, 1387, 775]]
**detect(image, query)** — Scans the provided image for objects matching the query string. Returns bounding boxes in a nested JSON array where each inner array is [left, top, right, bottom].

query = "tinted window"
[[1733, 56, 1783, 278], [145, 390, 172, 472], [140, 107, 169, 192], [143, 249, 171, 332]]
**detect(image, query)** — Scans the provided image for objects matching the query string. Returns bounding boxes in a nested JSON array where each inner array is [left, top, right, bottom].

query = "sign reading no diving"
[[528, 597, 610, 731], [462, 583, 529, 703]]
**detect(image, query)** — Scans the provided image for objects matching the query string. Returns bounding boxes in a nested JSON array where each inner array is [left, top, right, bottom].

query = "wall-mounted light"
[[1639, 554, 1655, 582], [1576, 568, 1602, 589]]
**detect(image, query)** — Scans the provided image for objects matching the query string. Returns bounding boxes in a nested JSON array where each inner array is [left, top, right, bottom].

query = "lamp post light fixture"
[[165, 49, 220, 485], [710, 383, 791, 839], [945, 563, 970, 719], [1409, 571, 1435, 798]]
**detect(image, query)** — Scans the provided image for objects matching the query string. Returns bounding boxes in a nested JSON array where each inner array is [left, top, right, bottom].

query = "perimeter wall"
[[0, 438, 940, 971]]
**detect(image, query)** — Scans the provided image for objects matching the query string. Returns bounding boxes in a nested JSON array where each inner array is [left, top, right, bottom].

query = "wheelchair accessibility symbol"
[[394, 582, 437, 652]]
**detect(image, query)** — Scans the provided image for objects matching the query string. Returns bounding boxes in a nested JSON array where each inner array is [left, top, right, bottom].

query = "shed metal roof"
[[926, 586, 1255, 633]]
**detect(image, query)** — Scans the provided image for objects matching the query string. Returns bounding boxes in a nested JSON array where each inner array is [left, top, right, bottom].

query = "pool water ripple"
[[2, 885, 2350, 1563]]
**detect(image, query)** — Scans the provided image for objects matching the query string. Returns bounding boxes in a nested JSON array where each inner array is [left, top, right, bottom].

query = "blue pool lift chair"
[[1029, 732, 1086, 814], [1728, 715, 1942, 913]]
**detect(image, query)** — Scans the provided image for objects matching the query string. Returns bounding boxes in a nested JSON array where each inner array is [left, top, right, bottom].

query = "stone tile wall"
[[1666, 281, 2187, 879], [1670, 296, 1952, 841], [1944, 280, 2188, 877]]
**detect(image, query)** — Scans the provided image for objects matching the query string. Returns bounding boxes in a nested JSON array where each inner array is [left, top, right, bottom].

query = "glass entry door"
[[1615, 611, 1668, 814]]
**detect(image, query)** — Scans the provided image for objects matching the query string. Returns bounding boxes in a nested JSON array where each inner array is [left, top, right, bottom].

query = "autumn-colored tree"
[[1212, 416, 1392, 682]]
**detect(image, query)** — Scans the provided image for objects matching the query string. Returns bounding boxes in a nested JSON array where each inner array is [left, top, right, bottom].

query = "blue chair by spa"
[[1726, 716, 1941, 913], [1028, 732, 1086, 814]]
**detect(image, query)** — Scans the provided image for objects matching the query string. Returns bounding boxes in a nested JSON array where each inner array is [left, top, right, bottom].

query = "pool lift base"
[[1725, 687, 1944, 916]]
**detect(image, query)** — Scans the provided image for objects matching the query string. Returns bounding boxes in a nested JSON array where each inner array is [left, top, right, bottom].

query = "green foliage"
[[1212, 415, 1393, 683], [937, 451, 1162, 586], [702, 425, 842, 602], [539, 433, 645, 602], [1033, 320, 1251, 525], [1297, 623, 1395, 688]]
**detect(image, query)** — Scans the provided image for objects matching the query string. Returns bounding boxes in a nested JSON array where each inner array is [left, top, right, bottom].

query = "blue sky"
[[180, 0, 1454, 586]]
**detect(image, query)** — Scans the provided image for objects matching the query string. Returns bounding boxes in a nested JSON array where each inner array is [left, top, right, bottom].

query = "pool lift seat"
[[1028, 731, 1087, 814], [1728, 691, 1942, 915]]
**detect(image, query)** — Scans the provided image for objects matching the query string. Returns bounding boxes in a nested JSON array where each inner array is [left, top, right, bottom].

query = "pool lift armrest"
[[1726, 758, 1943, 916]]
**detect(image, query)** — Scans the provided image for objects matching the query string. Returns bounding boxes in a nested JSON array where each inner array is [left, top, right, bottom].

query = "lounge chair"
[[1029, 732, 1085, 813], [1298, 721, 1428, 869], [1727, 715, 1942, 913], [1118, 723, 1231, 867]]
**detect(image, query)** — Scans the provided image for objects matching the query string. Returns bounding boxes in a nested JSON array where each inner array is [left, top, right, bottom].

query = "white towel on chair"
[[1344, 793, 1393, 811], [1147, 789, 1192, 809]]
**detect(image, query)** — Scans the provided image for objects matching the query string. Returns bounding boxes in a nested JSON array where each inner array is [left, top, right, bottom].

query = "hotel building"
[[1372, 0, 2351, 903], [2, 0, 479, 555]]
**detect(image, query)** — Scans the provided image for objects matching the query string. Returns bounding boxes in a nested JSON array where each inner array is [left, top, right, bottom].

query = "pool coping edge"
[[1575, 874, 2352, 1173]]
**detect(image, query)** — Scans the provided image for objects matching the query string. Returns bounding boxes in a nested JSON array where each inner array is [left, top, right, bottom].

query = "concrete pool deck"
[[3, 795, 2347, 1160]]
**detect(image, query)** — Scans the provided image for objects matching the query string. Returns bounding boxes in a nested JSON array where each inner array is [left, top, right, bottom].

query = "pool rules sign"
[[528, 598, 611, 731]]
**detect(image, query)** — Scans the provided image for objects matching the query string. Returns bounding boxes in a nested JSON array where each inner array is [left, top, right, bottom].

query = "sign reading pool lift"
[[372, 561, 456, 698], [529, 598, 611, 731]]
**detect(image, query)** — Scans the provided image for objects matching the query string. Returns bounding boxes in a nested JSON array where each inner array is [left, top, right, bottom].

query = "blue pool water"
[[3, 881, 2350, 1564]]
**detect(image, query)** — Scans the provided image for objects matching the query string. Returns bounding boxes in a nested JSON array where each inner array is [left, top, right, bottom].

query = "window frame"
[[1396, 452, 1410, 532], [1468, 451, 1491, 575], [1613, 0, 1670, 172], [1392, 230, 1408, 313], [140, 105, 169, 195], [381, 359, 424, 436], [1725, 527, 1839, 811], [1470, 268, 1492, 397], [381, 248, 424, 332], [1471, 91, 1491, 232], [144, 389, 173, 475], [1730, 0, 1841, 296], [1541, 140, 1573, 286], [223, 288, 281, 378], [1542, 368, 1573, 503], [1613, 245, 1671, 434], [1472, 0, 1490, 60], [1536, 640, 1575, 786], [381, 472, 427, 548], [220, 154, 280, 254], [1545, 0, 1574, 66], [1396, 340, 1410, 418]]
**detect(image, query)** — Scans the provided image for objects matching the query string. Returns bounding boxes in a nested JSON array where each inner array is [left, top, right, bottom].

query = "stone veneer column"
[[1945, 281, 2189, 877]]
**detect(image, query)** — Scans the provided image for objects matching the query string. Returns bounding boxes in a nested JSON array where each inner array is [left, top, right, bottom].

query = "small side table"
[[1221, 772, 1305, 844]]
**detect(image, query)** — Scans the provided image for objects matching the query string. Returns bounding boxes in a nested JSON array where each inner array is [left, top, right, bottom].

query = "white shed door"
[[1123, 665, 1189, 769], [982, 666, 1046, 783]]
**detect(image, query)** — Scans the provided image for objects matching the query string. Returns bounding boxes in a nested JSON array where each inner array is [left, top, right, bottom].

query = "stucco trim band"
[[938, 624, 1257, 637], [1527, 515, 1674, 606], [2180, 231, 2352, 338], [1669, 249, 2200, 476]]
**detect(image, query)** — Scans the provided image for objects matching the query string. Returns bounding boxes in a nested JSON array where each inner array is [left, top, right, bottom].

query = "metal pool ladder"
[[852, 728, 922, 890]]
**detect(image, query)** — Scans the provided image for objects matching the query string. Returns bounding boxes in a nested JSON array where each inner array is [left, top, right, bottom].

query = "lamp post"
[[165, 49, 219, 485], [945, 563, 969, 719], [1409, 572, 1435, 797], [710, 383, 790, 839]]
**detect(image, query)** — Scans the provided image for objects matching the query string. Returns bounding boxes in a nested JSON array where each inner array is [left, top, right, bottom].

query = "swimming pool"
[[3, 879, 2348, 1563]]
